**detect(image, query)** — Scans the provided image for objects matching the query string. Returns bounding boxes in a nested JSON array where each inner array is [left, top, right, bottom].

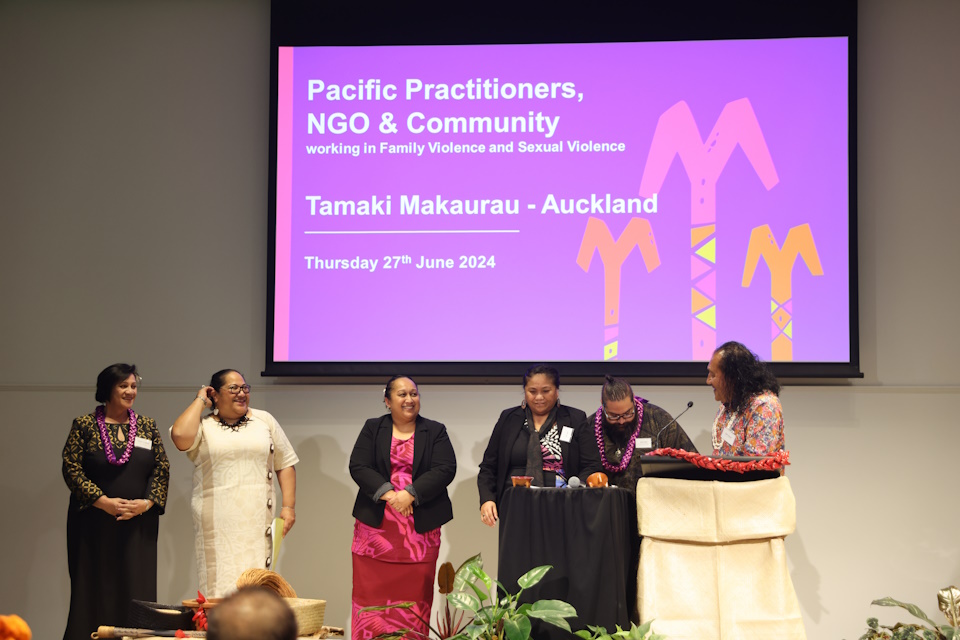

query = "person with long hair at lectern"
[[61, 363, 169, 640], [706, 341, 784, 455], [349, 375, 456, 639], [171, 369, 299, 597], [477, 364, 600, 527]]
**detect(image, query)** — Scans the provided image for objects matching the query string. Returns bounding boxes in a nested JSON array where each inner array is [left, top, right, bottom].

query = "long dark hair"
[[95, 363, 138, 403], [715, 341, 780, 413]]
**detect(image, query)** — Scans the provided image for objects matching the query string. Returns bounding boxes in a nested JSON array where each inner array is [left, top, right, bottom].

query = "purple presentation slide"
[[273, 38, 849, 364]]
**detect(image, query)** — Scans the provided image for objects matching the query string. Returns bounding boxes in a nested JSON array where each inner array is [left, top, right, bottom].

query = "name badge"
[[134, 436, 152, 450], [721, 426, 737, 445], [559, 426, 574, 443], [635, 437, 652, 449]]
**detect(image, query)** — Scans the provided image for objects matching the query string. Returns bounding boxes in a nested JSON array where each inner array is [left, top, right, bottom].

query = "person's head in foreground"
[[206, 586, 297, 640]]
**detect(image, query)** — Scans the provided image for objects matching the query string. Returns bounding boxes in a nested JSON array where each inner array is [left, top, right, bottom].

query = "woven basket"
[[283, 598, 326, 635]]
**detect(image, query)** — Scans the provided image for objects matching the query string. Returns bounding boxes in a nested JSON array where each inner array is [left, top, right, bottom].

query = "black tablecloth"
[[497, 486, 638, 638]]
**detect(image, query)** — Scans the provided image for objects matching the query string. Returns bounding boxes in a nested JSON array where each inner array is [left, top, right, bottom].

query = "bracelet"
[[195, 396, 208, 404], [281, 506, 295, 511]]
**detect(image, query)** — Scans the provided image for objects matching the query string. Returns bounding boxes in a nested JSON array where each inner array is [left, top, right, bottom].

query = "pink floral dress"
[[350, 436, 440, 639]]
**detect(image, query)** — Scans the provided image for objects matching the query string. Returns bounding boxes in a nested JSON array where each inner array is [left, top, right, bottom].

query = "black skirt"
[[63, 442, 160, 640]]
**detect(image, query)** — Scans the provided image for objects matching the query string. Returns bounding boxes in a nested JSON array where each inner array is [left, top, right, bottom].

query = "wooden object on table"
[[91, 626, 205, 638]]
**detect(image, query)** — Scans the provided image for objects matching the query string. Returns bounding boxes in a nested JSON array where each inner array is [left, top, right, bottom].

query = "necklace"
[[217, 414, 250, 432], [95, 405, 137, 466], [595, 397, 645, 473], [712, 409, 737, 451]]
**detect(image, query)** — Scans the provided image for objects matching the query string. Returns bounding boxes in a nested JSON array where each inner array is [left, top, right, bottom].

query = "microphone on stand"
[[654, 401, 694, 449], [567, 476, 582, 489]]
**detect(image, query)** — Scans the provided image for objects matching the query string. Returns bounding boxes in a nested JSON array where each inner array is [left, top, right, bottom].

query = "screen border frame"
[[264, 0, 860, 380]]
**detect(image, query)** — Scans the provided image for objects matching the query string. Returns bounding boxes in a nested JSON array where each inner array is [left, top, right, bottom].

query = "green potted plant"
[[359, 554, 667, 640], [574, 621, 666, 640], [443, 555, 665, 640], [848, 586, 960, 640], [446, 555, 576, 640], [358, 553, 576, 640]]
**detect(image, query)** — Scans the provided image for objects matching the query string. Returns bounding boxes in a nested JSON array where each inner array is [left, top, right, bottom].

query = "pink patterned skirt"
[[351, 436, 441, 639]]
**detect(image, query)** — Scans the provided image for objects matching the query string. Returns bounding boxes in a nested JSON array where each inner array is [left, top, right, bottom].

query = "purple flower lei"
[[595, 396, 645, 473], [95, 405, 138, 466]]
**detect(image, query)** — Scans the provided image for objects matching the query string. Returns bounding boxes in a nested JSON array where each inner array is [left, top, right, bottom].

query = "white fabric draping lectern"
[[636, 476, 805, 640]]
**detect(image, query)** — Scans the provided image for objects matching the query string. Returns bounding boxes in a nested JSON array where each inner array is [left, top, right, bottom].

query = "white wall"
[[1, 1, 959, 638]]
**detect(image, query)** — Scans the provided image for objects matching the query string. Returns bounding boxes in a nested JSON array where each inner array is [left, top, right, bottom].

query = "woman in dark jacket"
[[478, 364, 600, 527], [349, 375, 456, 639]]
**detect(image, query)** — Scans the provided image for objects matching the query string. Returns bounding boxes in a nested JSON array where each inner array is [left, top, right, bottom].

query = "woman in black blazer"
[[349, 376, 456, 639], [478, 364, 600, 527]]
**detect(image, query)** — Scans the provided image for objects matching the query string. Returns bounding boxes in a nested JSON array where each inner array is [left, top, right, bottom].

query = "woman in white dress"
[[171, 369, 298, 597]]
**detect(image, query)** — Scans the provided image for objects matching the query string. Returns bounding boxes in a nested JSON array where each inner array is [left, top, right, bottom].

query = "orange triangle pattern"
[[691, 288, 712, 313], [691, 224, 716, 248]]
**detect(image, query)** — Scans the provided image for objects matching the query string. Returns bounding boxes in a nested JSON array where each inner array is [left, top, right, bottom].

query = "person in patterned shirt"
[[478, 364, 600, 527], [349, 375, 456, 640], [706, 341, 784, 456], [61, 363, 169, 640]]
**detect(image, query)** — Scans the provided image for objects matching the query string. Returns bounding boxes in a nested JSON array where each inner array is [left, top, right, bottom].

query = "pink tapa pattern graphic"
[[638, 98, 780, 359]]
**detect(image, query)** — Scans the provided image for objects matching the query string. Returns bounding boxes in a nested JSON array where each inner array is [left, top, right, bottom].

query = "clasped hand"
[[383, 489, 414, 517], [98, 496, 148, 520]]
